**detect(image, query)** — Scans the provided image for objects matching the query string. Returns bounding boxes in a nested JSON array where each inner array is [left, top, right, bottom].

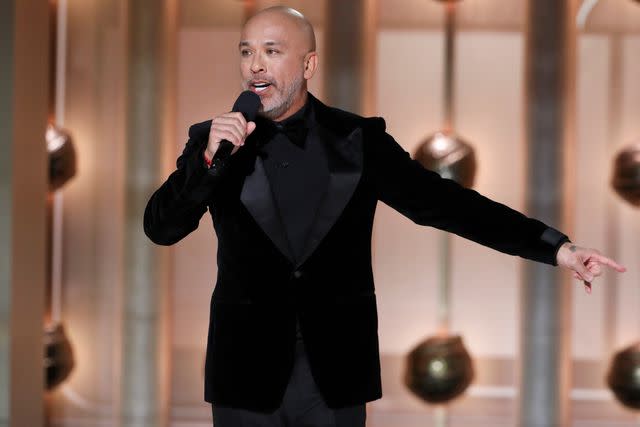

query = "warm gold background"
[[39, 0, 640, 425]]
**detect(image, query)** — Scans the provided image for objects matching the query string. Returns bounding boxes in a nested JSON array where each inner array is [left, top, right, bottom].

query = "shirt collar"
[[274, 96, 313, 129]]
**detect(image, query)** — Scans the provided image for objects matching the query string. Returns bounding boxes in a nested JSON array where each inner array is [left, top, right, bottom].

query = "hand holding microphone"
[[206, 91, 262, 161]]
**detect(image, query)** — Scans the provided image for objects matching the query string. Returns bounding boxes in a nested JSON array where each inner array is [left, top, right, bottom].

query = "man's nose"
[[250, 55, 265, 73]]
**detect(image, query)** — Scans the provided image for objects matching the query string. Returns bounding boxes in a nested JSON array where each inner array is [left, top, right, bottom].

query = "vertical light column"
[[519, 0, 577, 426], [121, 1, 177, 426], [0, 1, 49, 427], [324, 0, 377, 116]]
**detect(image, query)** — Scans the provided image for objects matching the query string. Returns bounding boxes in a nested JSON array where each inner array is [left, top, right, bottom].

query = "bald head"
[[244, 6, 316, 53], [238, 6, 319, 121]]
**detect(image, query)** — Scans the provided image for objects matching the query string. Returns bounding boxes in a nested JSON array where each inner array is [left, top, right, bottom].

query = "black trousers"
[[211, 338, 366, 427]]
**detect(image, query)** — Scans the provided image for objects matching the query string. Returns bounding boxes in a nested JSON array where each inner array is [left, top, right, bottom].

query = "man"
[[143, 6, 626, 427]]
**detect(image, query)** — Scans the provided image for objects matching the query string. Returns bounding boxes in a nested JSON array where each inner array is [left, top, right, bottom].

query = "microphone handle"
[[212, 139, 235, 161]]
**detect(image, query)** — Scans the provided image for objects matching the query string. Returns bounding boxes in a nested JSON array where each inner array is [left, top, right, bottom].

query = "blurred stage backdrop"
[[21, 0, 640, 426]]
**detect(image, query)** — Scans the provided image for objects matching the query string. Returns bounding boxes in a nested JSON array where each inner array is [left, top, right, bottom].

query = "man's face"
[[239, 13, 314, 121]]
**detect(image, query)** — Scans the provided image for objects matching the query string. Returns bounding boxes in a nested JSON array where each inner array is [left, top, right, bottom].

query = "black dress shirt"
[[259, 99, 329, 339], [260, 100, 329, 264]]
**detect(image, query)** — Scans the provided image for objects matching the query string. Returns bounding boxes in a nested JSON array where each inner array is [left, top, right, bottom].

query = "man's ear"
[[303, 52, 318, 80]]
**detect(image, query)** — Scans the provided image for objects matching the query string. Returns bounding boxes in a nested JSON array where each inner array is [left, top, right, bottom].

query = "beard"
[[255, 74, 305, 120]]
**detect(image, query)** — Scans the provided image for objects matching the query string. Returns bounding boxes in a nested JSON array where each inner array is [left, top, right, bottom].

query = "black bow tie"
[[274, 117, 308, 148]]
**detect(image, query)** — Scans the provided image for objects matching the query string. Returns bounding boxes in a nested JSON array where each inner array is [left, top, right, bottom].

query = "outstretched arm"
[[556, 242, 626, 294]]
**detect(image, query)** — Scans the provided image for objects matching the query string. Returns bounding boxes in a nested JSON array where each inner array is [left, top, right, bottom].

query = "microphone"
[[213, 90, 262, 160]]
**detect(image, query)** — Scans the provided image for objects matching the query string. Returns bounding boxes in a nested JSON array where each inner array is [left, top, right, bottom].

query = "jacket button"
[[292, 270, 303, 279]]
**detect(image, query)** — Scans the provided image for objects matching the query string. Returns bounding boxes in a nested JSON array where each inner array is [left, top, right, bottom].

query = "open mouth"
[[250, 81, 272, 93]]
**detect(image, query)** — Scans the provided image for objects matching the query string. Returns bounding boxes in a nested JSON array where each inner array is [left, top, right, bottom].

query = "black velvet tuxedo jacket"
[[143, 93, 568, 412]]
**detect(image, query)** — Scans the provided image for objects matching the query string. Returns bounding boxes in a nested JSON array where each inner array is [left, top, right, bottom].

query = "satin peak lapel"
[[240, 153, 295, 263], [295, 125, 363, 267]]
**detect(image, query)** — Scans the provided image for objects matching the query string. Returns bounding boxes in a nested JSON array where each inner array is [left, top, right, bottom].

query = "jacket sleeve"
[[143, 120, 228, 246], [369, 119, 569, 266]]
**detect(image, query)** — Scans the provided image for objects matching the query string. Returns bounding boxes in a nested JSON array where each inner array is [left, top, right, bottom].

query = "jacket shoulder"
[[310, 94, 386, 136]]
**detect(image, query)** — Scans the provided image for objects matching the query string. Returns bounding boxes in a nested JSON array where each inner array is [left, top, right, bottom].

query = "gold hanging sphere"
[[46, 124, 77, 192], [413, 131, 477, 189], [404, 335, 474, 404], [607, 342, 640, 409], [44, 322, 75, 390], [611, 143, 640, 207]]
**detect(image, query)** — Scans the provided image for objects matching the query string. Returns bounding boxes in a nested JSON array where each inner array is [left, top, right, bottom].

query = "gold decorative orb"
[[44, 322, 75, 390], [612, 143, 640, 207], [413, 131, 477, 189], [607, 342, 640, 409], [46, 124, 77, 192], [404, 335, 474, 403]]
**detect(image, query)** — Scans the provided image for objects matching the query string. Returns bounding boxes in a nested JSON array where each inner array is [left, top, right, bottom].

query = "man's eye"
[[266, 49, 279, 55], [240, 50, 252, 57]]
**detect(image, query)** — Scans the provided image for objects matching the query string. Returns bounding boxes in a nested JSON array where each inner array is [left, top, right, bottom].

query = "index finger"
[[219, 111, 247, 127], [229, 111, 247, 124], [591, 253, 627, 272]]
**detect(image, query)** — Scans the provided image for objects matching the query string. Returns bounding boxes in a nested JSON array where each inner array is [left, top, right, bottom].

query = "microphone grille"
[[232, 90, 262, 121]]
